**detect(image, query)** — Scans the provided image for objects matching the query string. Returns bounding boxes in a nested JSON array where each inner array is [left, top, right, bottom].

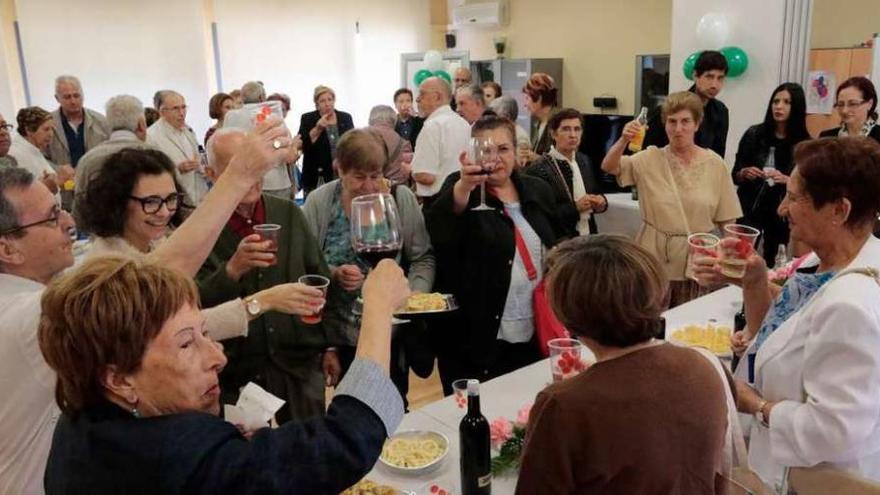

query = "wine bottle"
[[460, 379, 491, 495]]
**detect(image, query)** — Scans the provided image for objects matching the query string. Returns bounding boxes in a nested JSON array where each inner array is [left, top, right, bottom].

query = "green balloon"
[[682, 51, 700, 81], [413, 69, 433, 86], [433, 70, 452, 84], [721, 46, 749, 77]]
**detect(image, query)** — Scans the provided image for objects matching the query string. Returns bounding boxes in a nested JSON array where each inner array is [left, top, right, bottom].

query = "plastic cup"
[[721, 224, 760, 279], [253, 224, 281, 266], [452, 378, 471, 411], [686, 233, 720, 280], [548, 338, 592, 382], [298, 274, 329, 324]]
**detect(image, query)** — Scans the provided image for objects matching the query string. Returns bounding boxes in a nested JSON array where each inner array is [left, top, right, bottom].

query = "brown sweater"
[[516, 343, 727, 495]]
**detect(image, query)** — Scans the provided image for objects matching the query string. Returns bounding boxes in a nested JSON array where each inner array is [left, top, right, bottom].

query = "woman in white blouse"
[[699, 137, 880, 490], [77, 147, 320, 341], [8, 107, 73, 194]]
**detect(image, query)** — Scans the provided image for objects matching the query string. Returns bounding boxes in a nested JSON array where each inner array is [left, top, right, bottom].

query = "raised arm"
[[601, 120, 643, 177], [148, 120, 291, 276]]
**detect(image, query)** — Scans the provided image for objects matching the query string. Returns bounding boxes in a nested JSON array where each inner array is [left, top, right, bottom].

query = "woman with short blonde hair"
[[298, 85, 354, 194], [601, 90, 742, 307]]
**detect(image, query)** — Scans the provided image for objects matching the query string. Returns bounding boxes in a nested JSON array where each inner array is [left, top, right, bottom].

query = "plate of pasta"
[[395, 293, 458, 316], [379, 430, 449, 475], [339, 478, 399, 495], [668, 321, 733, 357]]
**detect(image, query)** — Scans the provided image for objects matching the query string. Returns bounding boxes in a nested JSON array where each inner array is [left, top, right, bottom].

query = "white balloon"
[[696, 13, 731, 48], [423, 50, 445, 72]]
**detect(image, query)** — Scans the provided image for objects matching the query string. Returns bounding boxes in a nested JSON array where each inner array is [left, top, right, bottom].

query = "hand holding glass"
[[468, 137, 497, 211], [298, 274, 330, 324], [252, 224, 281, 266]]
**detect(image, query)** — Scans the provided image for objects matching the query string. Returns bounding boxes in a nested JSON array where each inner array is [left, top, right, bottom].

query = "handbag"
[[505, 208, 569, 356]]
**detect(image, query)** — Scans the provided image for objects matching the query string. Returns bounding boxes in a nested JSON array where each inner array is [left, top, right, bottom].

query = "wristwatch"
[[244, 297, 262, 318], [755, 399, 770, 427]]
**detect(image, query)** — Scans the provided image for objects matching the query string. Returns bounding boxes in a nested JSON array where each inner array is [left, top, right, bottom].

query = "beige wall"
[[811, 0, 880, 49], [438, 0, 672, 115]]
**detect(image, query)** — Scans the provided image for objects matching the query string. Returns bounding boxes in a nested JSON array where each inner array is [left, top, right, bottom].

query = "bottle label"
[[478, 473, 492, 487]]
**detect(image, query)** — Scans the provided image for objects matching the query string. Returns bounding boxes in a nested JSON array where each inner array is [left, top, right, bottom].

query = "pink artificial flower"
[[489, 417, 513, 450], [515, 403, 533, 428]]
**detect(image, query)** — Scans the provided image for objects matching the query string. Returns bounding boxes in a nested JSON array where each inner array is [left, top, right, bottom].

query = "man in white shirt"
[[0, 120, 294, 494], [147, 90, 208, 204], [223, 81, 300, 200], [411, 77, 471, 207]]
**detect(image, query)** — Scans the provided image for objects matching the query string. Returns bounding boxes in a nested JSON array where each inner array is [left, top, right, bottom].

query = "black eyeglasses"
[[1, 204, 66, 236], [0, 123, 12, 132], [129, 193, 184, 214]]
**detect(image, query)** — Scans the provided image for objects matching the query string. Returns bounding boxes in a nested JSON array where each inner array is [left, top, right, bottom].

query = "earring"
[[128, 396, 140, 418]]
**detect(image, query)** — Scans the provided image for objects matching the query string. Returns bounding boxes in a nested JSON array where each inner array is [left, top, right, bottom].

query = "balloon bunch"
[[683, 13, 749, 80], [414, 50, 452, 86]]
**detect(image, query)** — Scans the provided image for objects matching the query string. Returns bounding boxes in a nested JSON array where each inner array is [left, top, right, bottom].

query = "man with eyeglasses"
[[411, 77, 471, 208], [0, 112, 15, 168], [147, 90, 208, 205], [0, 120, 295, 494], [47, 75, 111, 169]]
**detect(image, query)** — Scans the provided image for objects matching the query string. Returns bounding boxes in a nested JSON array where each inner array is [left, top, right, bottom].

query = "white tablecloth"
[[365, 285, 743, 494], [594, 192, 641, 238]]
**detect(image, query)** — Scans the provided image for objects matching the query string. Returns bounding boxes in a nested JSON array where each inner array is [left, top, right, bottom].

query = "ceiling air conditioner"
[[451, 2, 508, 29]]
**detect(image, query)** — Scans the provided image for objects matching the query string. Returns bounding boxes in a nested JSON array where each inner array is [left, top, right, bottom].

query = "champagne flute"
[[469, 136, 496, 211]]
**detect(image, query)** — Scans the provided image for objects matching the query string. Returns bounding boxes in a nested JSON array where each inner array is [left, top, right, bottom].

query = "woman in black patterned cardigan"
[[525, 108, 607, 236]]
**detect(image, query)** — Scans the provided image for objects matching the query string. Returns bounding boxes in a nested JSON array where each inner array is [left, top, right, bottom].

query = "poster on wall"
[[807, 70, 836, 114]]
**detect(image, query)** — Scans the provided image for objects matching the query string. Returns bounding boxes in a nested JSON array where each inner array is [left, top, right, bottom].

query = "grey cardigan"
[[302, 180, 435, 294]]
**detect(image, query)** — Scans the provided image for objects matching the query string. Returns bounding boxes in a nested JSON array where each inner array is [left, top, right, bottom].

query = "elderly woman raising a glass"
[[601, 91, 742, 307], [695, 136, 880, 489], [39, 256, 408, 493]]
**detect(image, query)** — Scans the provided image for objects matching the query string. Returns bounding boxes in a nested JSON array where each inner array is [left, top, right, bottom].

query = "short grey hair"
[[489, 95, 519, 121], [206, 127, 246, 170], [456, 84, 485, 107], [368, 105, 397, 127], [55, 75, 82, 94], [153, 90, 182, 110], [240, 81, 266, 104], [105, 95, 145, 132], [0, 167, 35, 239]]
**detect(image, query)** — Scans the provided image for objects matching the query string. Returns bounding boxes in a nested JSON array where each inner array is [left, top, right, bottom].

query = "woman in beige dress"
[[601, 91, 741, 307]]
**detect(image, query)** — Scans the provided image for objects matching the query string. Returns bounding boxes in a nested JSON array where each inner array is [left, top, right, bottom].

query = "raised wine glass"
[[350, 192, 403, 270], [469, 136, 497, 211]]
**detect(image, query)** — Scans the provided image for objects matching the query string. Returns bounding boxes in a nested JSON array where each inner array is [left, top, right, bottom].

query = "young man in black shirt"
[[644, 50, 729, 158]]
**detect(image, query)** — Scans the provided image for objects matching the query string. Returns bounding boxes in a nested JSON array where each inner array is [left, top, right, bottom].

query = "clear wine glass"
[[468, 136, 497, 211], [350, 193, 406, 322], [350, 192, 402, 269]]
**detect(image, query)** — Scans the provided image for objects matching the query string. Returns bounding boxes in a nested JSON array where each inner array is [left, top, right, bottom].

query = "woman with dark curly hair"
[[78, 147, 324, 341]]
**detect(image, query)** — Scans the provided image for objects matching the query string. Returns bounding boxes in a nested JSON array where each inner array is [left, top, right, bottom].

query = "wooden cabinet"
[[806, 47, 873, 137]]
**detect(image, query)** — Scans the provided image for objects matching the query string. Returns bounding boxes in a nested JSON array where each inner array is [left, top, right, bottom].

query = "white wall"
[[14, 0, 215, 137], [0, 15, 16, 121], [670, 0, 789, 166], [214, 0, 430, 129]]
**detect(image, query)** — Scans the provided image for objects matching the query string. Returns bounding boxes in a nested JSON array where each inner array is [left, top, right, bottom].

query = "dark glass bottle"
[[460, 380, 491, 495], [732, 304, 747, 369]]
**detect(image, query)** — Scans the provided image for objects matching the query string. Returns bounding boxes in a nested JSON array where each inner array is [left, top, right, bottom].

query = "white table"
[[365, 285, 743, 494], [594, 192, 641, 238]]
